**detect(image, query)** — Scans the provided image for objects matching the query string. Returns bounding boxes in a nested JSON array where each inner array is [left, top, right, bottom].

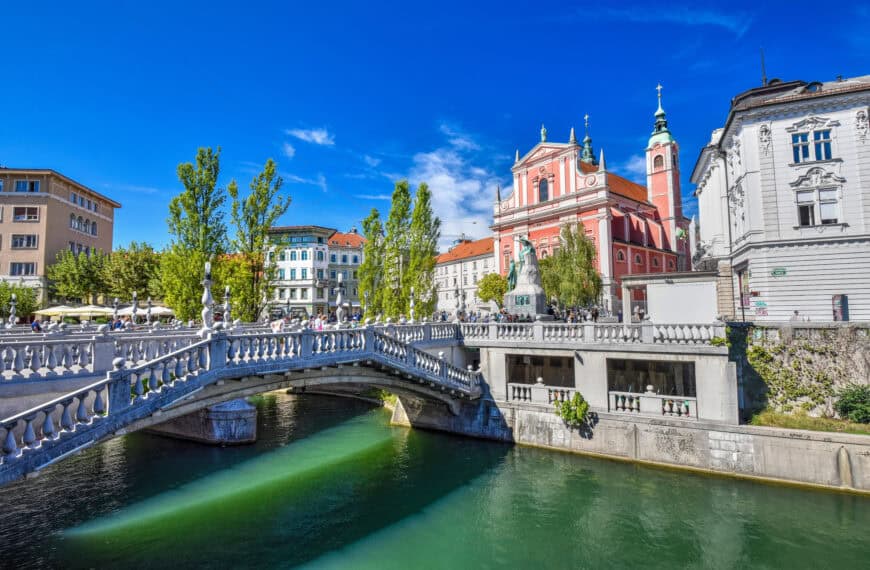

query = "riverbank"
[[390, 398, 870, 494]]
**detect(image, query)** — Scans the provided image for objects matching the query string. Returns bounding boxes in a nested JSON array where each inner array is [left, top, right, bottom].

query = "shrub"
[[554, 392, 589, 428], [834, 384, 870, 424]]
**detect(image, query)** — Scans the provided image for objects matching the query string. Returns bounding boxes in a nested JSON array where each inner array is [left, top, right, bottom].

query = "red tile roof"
[[436, 237, 494, 264], [329, 231, 366, 248], [576, 161, 649, 203]]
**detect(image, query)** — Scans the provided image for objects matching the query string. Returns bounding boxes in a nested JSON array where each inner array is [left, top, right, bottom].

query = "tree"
[[406, 183, 441, 318], [0, 282, 40, 322], [227, 158, 291, 322], [161, 147, 229, 320], [46, 249, 109, 303], [382, 180, 412, 317], [539, 225, 602, 309], [358, 208, 385, 318], [105, 242, 162, 301], [476, 273, 508, 308]]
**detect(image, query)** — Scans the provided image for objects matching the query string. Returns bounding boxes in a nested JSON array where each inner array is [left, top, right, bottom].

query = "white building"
[[327, 229, 365, 313], [434, 237, 495, 316], [692, 75, 870, 322], [268, 225, 334, 318]]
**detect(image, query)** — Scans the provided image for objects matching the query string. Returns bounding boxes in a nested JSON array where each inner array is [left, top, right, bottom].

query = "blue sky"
[[2, 1, 867, 250]]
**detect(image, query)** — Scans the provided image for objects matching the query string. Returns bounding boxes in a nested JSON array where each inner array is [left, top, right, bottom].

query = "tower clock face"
[[585, 175, 597, 187]]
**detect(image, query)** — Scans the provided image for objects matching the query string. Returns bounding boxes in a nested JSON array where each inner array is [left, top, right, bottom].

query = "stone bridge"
[[0, 326, 481, 486]]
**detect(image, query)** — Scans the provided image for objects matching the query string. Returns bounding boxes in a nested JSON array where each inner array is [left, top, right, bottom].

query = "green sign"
[[770, 267, 787, 277]]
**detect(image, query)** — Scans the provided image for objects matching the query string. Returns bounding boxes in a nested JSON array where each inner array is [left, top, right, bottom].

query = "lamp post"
[[131, 291, 138, 325], [145, 297, 153, 325]]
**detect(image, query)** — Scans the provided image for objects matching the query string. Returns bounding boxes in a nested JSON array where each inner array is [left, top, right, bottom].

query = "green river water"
[[0, 393, 867, 569]]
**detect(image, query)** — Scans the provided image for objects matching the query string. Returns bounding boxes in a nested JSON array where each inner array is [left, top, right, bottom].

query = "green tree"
[[0, 282, 40, 322], [105, 242, 162, 301], [406, 183, 440, 317], [358, 208, 385, 318], [161, 147, 229, 320], [539, 225, 602, 310], [46, 249, 109, 303], [382, 180, 412, 317], [476, 273, 508, 308], [227, 158, 291, 322]]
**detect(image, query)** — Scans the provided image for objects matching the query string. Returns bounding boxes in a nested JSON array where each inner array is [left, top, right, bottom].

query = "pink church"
[[491, 89, 691, 313]]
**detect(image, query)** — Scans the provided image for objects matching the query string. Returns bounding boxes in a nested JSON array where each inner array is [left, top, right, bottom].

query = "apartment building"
[[0, 168, 121, 302], [268, 225, 334, 318], [434, 237, 495, 315]]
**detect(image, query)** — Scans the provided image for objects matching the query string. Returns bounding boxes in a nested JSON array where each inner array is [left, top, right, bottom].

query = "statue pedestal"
[[504, 281, 552, 320]]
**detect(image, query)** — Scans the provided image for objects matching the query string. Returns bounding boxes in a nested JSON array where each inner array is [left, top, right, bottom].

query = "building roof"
[[268, 225, 337, 237], [435, 237, 494, 264], [329, 230, 366, 248], [576, 160, 650, 204], [730, 75, 870, 112], [0, 167, 122, 208]]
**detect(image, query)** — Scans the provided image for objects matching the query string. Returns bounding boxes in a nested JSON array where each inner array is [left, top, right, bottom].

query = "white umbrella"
[[117, 305, 175, 316]]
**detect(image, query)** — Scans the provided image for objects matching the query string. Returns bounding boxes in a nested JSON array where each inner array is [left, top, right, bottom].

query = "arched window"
[[70, 213, 76, 228], [668, 259, 675, 269], [634, 254, 642, 265], [83, 219, 90, 234], [538, 179, 549, 202], [652, 257, 659, 267], [77, 216, 83, 230], [616, 250, 625, 262], [91, 221, 98, 236], [541, 250, 548, 258], [653, 155, 664, 170]]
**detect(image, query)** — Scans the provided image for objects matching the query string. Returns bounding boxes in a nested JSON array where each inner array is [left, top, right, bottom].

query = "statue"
[[334, 273, 346, 324], [518, 236, 540, 283], [507, 260, 517, 292]]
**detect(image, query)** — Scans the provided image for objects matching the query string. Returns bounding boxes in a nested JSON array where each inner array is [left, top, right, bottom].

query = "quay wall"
[[391, 397, 870, 493]]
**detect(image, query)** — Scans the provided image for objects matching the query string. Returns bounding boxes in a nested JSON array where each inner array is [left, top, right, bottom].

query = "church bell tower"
[[645, 84, 683, 252]]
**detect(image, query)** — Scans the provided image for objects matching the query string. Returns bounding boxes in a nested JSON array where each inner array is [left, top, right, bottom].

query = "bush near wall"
[[737, 324, 870, 418]]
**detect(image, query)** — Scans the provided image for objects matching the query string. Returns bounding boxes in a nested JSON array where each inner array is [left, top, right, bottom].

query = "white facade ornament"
[[789, 167, 846, 189], [857, 110, 869, 143], [785, 115, 841, 133], [758, 124, 771, 155]]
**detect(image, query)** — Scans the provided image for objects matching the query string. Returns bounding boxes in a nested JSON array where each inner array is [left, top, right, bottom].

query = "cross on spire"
[[584, 113, 590, 134]]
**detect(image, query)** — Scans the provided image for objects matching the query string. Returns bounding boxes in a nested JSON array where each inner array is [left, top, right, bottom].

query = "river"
[[0, 392, 867, 569]]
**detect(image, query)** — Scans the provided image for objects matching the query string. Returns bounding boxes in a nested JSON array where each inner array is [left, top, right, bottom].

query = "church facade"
[[491, 90, 691, 313]]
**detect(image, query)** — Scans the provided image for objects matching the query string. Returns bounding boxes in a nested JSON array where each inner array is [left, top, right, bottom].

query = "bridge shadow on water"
[[0, 392, 511, 569]]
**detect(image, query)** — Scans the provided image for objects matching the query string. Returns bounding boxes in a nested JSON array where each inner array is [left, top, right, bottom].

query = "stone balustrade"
[[609, 390, 698, 419], [507, 381, 576, 405]]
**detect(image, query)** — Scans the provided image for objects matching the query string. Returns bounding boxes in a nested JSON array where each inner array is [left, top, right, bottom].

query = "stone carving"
[[857, 110, 868, 143], [789, 167, 846, 189], [201, 262, 214, 332], [758, 124, 771, 155], [728, 139, 742, 179], [335, 273, 346, 323], [786, 116, 840, 133]]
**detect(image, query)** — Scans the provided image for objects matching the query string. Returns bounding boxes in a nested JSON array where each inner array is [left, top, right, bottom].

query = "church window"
[[634, 254, 642, 265], [652, 257, 659, 268], [538, 179, 549, 202], [813, 130, 832, 161], [653, 155, 664, 170], [668, 259, 675, 270], [616, 250, 625, 262], [541, 250, 548, 258], [792, 133, 810, 163]]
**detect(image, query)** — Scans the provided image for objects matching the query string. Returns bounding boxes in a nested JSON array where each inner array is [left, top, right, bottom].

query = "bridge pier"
[[146, 398, 257, 445], [390, 395, 513, 442]]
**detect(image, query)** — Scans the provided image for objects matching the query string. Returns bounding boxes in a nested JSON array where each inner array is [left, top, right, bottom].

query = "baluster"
[[131, 341, 141, 363], [175, 355, 185, 379], [133, 373, 145, 398], [22, 415, 37, 447], [29, 347, 42, 374], [14, 347, 25, 373], [162, 361, 172, 384], [42, 406, 57, 439], [198, 346, 207, 369], [76, 394, 90, 423], [46, 345, 58, 371], [148, 365, 159, 393], [93, 388, 106, 415], [60, 399, 75, 430], [3, 426, 18, 456], [187, 350, 196, 373]]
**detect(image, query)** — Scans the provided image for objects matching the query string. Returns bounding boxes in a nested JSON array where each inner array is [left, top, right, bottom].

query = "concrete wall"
[[392, 397, 870, 493], [647, 281, 718, 324]]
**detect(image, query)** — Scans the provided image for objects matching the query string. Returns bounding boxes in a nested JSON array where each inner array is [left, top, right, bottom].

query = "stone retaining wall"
[[391, 398, 870, 493]]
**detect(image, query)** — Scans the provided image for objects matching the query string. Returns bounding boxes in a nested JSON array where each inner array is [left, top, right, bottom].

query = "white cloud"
[[285, 127, 335, 146], [356, 193, 392, 201], [408, 145, 502, 250], [282, 142, 296, 159], [615, 154, 647, 184], [439, 123, 480, 151], [282, 172, 328, 193], [363, 155, 382, 167], [591, 6, 753, 37]]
